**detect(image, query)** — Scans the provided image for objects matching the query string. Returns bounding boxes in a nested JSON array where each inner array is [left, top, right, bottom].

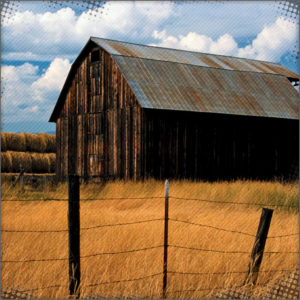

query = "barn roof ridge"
[[111, 54, 293, 79], [91, 37, 298, 80], [90, 36, 284, 67]]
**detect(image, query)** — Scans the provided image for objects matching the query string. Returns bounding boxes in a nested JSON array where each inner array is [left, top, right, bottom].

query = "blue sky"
[[1, 1, 299, 133]]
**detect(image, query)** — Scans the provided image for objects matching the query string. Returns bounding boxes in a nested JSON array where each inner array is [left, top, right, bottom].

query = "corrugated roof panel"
[[91, 37, 299, 79], [207, 55, 234, 70], [263, 61, 298, 79], [217, 56, 259, 73], [93, 39, 120, 55], [114, 56, 299, 119]]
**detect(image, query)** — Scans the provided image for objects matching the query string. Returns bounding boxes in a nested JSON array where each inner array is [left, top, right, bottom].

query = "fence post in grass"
[[244, 208, 273, 286], [68, 175, 80, 298], [43, 175, 47, 191], [163, 179, 169, 299], [20, 164, 24, 193]]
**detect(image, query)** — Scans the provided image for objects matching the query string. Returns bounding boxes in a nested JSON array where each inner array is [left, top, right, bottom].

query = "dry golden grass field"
[[1, 179, 299, 299]]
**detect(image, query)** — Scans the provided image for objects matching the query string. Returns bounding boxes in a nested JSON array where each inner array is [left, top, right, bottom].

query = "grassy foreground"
[[1, 179, 299, 298]]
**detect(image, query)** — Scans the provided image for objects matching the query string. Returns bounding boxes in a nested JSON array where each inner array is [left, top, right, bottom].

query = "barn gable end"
[[53, 43, 144, 180]]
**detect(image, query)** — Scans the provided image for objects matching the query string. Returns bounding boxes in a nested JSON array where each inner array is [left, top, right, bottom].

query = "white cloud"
[[151, 17, 298, 62], [135, 1, 176, 23], [3, 3, 296, 64], [210, 34, 238, 56], [237, 17, 298, 61], [24, 105, 39, 113], [2, 51, 76, 62], [2, 63, 39, 83], [2, 58, 71, 122], [32, 58, 71, 100], [1, 64, 40, 117], [31, 58, 71, 103], [161, 1, 277, 40], [3, 2, 175, 61], [151, 30, 238, 56]]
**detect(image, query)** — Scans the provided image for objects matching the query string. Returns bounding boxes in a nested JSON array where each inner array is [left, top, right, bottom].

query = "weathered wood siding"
[[56, 47, 142, 180]]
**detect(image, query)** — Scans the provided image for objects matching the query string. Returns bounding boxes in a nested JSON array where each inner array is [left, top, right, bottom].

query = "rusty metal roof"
[[49, 38, 299, 122], [114, 56, 299, 119], [91, 37, 299, 79]]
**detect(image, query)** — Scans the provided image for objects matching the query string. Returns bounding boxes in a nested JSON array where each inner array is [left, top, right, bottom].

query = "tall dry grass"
[[1, 180, 299, 299], [1, 132, 56, 153]]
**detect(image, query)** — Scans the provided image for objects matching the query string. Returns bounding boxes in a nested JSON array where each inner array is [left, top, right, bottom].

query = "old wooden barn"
[[49, 37, 299, 181]]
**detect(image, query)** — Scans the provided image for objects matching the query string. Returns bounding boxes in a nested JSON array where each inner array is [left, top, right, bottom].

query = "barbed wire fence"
[[1, 176, 299, 299]]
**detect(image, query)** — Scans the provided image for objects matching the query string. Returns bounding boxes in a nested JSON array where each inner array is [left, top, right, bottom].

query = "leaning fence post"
[[244, 208, 273, 285], [163, 179, 169, 299], [68, 175, 80, 298], [20, 164, 24, 193]]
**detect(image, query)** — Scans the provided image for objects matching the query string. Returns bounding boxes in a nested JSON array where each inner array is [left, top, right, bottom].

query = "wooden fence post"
[[20, 164, 24, 193], [163, 179, 169, 299], [43, 175, 47, 191], [68, 175, 80, 298], [244, 208, 273, 285]]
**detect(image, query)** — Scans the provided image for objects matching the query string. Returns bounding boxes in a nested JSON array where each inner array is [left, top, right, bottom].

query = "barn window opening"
[[91, 50, 100, 63]]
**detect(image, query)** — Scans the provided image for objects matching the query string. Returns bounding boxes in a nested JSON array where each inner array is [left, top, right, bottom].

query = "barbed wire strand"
[[167, 269, 296, 276], [267, 233, 299, 238], [1, 257, 68, 263], [1, 228, 68, 233], [3, 245, 296, 264], [170, 196, 298, 208], [169, 244, 298, 255], [168, 285, 243, 293], [2, 219, 297, 239], [1, 218, 164, 233], [1, 196, 164, 202], [2, 245, 163, 263], [169, 218, 256, 237], [82, 196, 164, 201], [2, 196, 298, 208], [1, 198, 68, 202], [80, 218, 164, 231], [168, 244, 251, 254], [264, 250, 299, 254], [83, 272, 162, 288], [80, 245, 163, 259], [1, 220, 297, 240]]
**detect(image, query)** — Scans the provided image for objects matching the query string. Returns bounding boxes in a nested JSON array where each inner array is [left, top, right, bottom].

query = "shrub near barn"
[[1, 132, 56, 173]]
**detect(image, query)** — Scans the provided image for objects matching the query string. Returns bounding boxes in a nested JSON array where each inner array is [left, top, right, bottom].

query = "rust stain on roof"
[[113, 56, 299, 119]]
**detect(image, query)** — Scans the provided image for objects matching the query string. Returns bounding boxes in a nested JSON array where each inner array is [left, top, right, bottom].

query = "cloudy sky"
[[1, 1, 299, 133]]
